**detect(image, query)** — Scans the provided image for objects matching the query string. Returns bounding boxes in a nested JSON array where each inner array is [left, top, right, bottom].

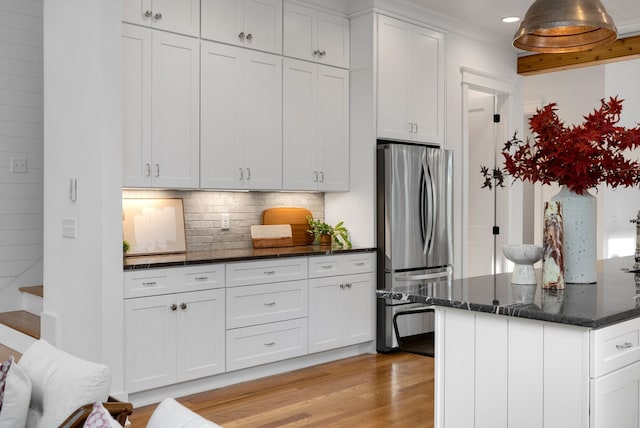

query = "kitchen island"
[[379, 256, 640, 428]]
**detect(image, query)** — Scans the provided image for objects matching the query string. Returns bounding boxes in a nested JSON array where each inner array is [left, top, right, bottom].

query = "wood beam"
[[517, 35, 640, 76]]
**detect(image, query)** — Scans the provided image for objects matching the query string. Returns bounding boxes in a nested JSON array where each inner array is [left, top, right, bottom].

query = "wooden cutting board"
[[261, 207, 314, 246], [250, 225, 293, 248]]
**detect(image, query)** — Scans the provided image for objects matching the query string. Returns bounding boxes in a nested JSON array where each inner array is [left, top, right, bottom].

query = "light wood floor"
[[128, 352, 434, 427]]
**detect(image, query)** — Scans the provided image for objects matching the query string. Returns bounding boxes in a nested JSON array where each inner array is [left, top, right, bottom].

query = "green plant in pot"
[[306, 216, 352, 249]]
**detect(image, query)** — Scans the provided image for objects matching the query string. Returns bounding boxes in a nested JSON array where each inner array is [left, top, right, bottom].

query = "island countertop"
[[379, 256, 640, 328], [124, 246, 376, 270]]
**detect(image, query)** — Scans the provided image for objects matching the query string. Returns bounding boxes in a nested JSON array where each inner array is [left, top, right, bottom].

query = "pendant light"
[[513, 0, 617, 53]]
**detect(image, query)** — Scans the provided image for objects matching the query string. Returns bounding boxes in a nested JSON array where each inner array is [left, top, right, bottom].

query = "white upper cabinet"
[[200, 41, 282, 190], [122, 24, 200, 188], [283, 2, 349, 69], [283, 58, 349, 191], [377, 14, 444, 145], [201, 0, 283, 54], [123, 0, 200, 37]]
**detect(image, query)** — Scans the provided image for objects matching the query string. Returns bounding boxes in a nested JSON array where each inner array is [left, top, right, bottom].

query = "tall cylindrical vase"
[[551, 185, 597, 283]]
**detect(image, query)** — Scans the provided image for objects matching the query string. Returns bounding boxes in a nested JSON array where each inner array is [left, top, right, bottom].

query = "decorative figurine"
[[631, 210, 640, 263]]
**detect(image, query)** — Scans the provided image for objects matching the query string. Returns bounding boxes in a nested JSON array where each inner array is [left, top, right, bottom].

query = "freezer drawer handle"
[[142, 281, 158, 286], [263, 270, 276, 275], [395, 271, 451, 281], [616, 342, 634, 350], [264, 301, 276, 306], [264, 341, 276, 347], [194, 276, 209, 281]]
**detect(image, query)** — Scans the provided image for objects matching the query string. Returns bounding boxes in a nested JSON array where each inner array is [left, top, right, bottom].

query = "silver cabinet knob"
[[154, 12, 162, 20], [145, 163, 151, 177], [180, 303, 187, 310], [170, 304, 177, 311], [144, 10, 152, 17], [319, 171, 324, 182], [313, 50, 320, 56], [238, 168, 243, 180], [313, 171, 318, 182], [155, 164, 160, 177], [246, 33, 253, 40], [319, 50, 326, 56], [238, 32, 245, 40], [246, 168, 251, 180]]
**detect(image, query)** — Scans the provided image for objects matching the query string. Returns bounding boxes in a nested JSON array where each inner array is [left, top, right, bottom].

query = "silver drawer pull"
[[322, 265, 333, 269], [616, 342, 634, 350], [264, 341, 276, 346], [264, 302, 276, 306], [142, 281, 157, 286], [355, 262, 366, 266], [194, 276, 209, 281], [264, 270, 276, 275]]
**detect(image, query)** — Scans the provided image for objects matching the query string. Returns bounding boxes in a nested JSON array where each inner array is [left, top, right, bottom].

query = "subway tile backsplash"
[[122, 190, 324, 252]]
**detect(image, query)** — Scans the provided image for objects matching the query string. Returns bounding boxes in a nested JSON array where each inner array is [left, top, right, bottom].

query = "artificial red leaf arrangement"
[[483, 96, 640, 194]]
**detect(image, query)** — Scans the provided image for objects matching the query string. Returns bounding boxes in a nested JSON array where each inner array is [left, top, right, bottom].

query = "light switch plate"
[[10, 157, 27, 173], [221, 213, 230, 230], [62, 217, 77, 239]]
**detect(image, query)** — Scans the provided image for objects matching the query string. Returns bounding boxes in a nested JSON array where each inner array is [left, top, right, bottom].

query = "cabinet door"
[[591, 360, 640, 428], [201, 0, 282, 54], [308, 277, 342, 353], [409, 24, 443, 145], [176, 289, 226, 382], [283, 2, 316, 63], [122, 24, 152, 187], [317, 65, 349, 191], [343, 273, 374, 345], [124, 294, 177, 392], [317, 11, 349, 68], [151, 31, 200, 188], [283, 58, 318, 190], [200, 41, 243, 189], [123, 0, 200, 36], [377, 15, 411, 142], [241, 50, 282, 190], [243, 0, 283, 54]]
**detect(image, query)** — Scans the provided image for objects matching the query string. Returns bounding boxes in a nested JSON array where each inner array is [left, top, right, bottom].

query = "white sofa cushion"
[[0, 356, 32, 428], [82, 402, 120, 428], [147, 398, 222, 428], [18, 340, 111, 428]]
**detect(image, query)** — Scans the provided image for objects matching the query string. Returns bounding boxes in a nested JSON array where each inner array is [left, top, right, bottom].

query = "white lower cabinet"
[[591, 360, 640, 428], [124, 288, 225, 392], [308, 271, 375, 353], [226, 318, 308, 371]]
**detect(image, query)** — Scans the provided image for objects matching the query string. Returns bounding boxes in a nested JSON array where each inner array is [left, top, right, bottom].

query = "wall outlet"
[[10, 157, 27, 173], [221, 213, 230, 230]]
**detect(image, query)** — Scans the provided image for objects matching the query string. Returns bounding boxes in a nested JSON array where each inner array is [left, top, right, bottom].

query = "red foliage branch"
[[502, 97, 640, 195]]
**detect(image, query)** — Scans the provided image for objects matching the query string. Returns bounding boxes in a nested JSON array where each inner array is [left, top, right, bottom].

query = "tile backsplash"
[[122, 190, 324, 252]]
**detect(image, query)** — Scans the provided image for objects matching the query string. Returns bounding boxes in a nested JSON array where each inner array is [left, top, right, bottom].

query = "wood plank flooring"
[[128, 352, 434, 428], [0, 310, 40, 339]]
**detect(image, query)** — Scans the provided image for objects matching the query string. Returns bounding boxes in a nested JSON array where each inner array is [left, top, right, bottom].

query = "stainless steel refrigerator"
[[376, 141, 453, 354]]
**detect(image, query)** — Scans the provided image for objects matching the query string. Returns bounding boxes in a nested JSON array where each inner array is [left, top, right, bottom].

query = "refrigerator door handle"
[[422, 156, 436, 255], [394, 271, 452, 281]]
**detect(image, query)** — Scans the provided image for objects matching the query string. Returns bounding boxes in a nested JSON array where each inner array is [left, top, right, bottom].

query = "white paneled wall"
[[0, 0, 44, 311]]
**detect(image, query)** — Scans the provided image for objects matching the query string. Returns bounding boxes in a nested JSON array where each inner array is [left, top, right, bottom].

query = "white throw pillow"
[[82, 402, 120, 428], [147, 398, 222, 428], [18, 340, 111, 428], [0, 356, 32, 428]]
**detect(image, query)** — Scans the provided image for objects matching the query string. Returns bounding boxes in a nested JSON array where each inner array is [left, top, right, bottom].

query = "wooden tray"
[[261, 207, 314, 246]]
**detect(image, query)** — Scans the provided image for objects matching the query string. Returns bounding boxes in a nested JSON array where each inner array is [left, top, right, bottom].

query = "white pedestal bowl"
[[503, 244, 544, 285]]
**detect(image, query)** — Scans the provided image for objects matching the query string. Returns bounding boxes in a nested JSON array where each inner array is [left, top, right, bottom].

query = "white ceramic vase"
[[551, 185, 597, 283]]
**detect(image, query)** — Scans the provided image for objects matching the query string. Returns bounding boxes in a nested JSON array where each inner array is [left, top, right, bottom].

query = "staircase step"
[[0, 343, 21, 362], [0, 311, 40, 339], [19, 285, 43, 298]]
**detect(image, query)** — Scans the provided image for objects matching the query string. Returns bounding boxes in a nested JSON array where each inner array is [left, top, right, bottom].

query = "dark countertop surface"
[[124, 246, 376, 270], [379, 256, 640, 329]]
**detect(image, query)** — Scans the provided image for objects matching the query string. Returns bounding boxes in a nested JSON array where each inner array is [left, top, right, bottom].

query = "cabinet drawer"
[[226, 318, 308, 371], [226, 258, 307, 287], [591, 317, 640, 378], [226, 280, 308, 329], [124, 269, 174, 298], [308, 252, 375, 278], [181, 264, 225, 291]]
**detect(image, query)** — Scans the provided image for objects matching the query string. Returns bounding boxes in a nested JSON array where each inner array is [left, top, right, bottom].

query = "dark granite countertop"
[[378, 256, 640, 329], [124, 246, 376, 270]]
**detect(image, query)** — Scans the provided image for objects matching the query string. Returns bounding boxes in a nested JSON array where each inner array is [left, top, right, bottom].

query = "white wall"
[[43, 0, 124, 393], [0, 0, 43, 311]]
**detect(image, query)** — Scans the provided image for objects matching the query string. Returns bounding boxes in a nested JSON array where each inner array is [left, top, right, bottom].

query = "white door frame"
[[461, 67, 519, 278]]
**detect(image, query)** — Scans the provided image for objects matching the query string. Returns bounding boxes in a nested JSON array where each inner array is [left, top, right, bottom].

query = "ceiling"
[[303, 0, 640, 52]]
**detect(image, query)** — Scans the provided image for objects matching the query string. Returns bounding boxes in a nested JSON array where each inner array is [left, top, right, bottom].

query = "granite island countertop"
[[124, 245, 376, 270], [379, 256, 640, 328]]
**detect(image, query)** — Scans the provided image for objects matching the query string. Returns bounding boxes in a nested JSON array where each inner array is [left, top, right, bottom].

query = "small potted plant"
[[306, 216, 352, 248], [123, 239, 130, 256]]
